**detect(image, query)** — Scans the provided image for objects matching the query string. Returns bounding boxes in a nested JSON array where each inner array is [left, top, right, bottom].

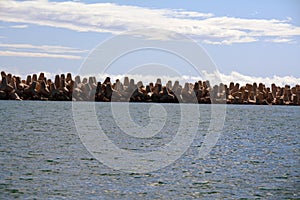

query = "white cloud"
[[132, 71, 300, 87], [10, 24, 28, 29], [265, 37, 293, 43], [68, 71, 300, 87], [1, 67, 298, 87], [164, 9, 214, 18], [201, 70, 300, 87], [0, 43, 88, 54], [0, 1, 299, 44], [0, 50, 82, 59], [0, 43, 88, 59]]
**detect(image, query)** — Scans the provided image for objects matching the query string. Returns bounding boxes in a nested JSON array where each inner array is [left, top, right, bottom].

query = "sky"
[[0, 0, 300, 86]]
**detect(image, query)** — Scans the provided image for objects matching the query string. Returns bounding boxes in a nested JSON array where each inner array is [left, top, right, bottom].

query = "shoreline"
[[0, 71, 299, 105]]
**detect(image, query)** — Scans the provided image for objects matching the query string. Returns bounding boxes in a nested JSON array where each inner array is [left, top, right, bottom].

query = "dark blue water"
[[0, 101, 299, 199]]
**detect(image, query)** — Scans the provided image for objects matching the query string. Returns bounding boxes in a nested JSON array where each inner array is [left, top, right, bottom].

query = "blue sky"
[[0, 0, 299, 85]]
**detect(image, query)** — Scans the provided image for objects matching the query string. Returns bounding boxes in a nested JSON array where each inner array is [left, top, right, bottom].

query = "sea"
[[0, 101, 299, 199]]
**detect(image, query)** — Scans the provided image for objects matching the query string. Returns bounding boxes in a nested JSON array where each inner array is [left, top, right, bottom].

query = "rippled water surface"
[[0, 101, 299, 199]]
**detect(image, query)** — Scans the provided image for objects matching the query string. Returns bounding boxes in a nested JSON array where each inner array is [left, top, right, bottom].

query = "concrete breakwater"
[[0, 71, 299, 105]]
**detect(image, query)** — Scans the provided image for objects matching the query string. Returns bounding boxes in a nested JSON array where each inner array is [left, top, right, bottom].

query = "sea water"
[[0, 101, 299, 199]]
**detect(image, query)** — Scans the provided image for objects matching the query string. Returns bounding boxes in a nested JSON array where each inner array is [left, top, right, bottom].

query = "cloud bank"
[[0, 1, 299, 44], [10, 24, 28, 29], [0, 43, 88, 54], [0, 50, 81, 59], [2, 67, 299, 87], [101, 71, 300, 87], [0, 43, 88, 59]]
